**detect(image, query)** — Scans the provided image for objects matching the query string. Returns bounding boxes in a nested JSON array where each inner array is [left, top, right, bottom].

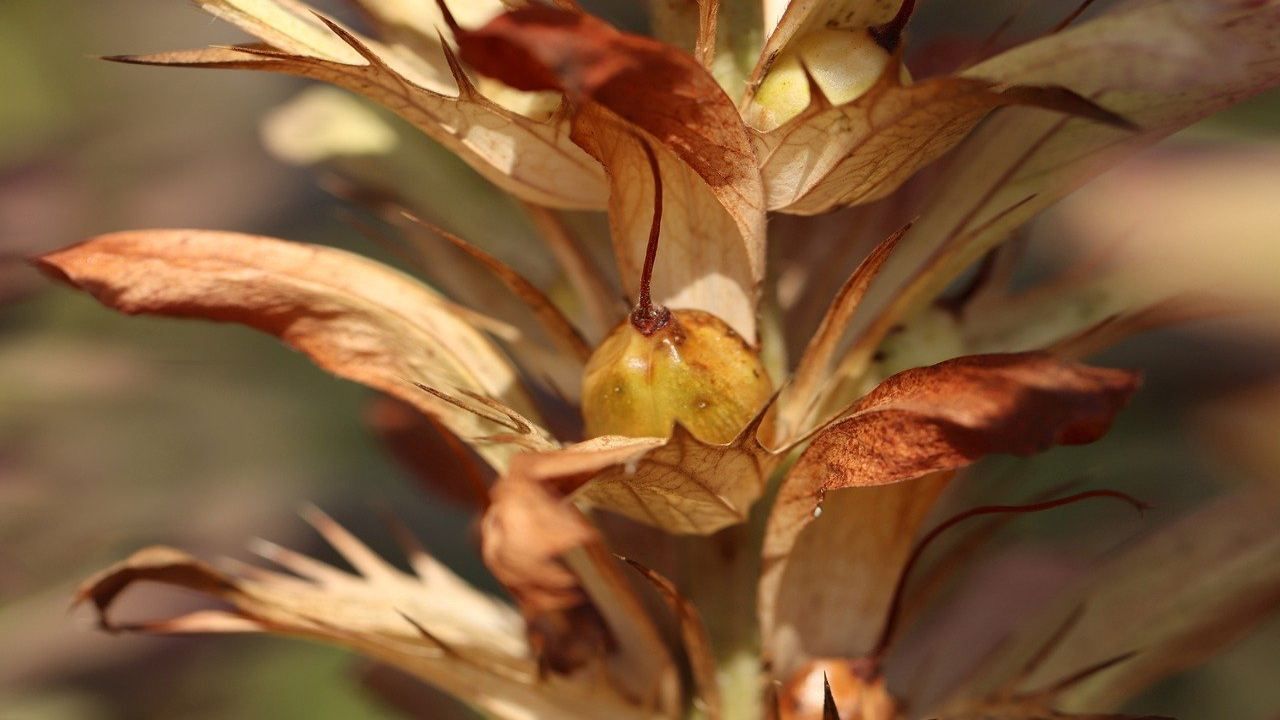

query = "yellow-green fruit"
[[581, 309, 773, 444]]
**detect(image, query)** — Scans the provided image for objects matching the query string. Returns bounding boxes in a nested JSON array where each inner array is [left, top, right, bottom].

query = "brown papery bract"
[[455, 5, 766, 343], [36, 230, 553, 471], [761, 352, 1139, 674]]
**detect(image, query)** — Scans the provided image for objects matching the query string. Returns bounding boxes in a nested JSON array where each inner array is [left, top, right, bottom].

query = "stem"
[[630, 136, 671, 335], [870, 0, 916, 52]]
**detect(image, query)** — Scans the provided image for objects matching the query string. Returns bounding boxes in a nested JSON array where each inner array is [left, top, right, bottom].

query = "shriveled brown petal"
[[835, 0, 1280, 392], [508, 415, 778, 535], [482, 473, 679, 710], [456, 7, 767, 342], [114, 1, 607, 209], [757, 67, 1128, 214], [483, 476, 601, 616], [72, 512, 654, 720], [760, 353, 1139, 673], [36, 230, 552, 470], [948, 488, 1280, 714]]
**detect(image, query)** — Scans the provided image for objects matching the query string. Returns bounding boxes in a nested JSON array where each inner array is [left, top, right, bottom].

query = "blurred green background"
[[1, 1, 1278, 718]]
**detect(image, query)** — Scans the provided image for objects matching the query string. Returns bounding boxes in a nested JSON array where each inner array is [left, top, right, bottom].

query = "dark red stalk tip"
[[631, 135, 670, 335], [870, 0, 917, 52]]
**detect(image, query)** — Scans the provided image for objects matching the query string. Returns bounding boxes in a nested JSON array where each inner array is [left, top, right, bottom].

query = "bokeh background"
[[2, 1, 1278, 718]]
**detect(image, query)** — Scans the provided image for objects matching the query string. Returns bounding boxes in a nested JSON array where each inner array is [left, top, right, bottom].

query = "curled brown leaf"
[[760, 352, 1139, 672], [112, 2, 607, 209], [481, 473, 678, 708], [757, 66, 1128, 214], [71, 513, 661, 720], [36, 230, 551, 470]]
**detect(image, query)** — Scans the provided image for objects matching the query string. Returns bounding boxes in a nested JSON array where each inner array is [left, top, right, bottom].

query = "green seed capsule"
[[581, 309, 773, 444]]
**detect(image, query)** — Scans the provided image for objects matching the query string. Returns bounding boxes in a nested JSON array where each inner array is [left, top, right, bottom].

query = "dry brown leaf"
[[947, 489, 1280, 714], [760, 353, 1139, 673], [771, 224, 906, 445], [36, 230, 553, 470], [622, 558, 723, 720], [456, 6, 767, 342], [483, 475, 603, 617], [762, 473, 951, 678], [509, 414, 777, 535], [257, 87, 593, 391], [482, 474, 679, 710], [757, 69, 1129, 214], [72, 510, 656, 720], [404, 213, 593, 364], [836, 0, 1280, 391], [112, 1, 608, 209]]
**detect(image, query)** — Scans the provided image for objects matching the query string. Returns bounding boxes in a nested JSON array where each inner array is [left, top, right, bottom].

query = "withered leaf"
[[456, 7, 767, 342], [760, 353, 1138, 671], [949, 489, 1280, 713], [404, 214, 592, 364], [481, 473, 679, 709], [757, 68, 1128, 214], [810, 0, 1280, 405], [37, 230, 552, 470], [72, 511, 659, 720], [509, 416, 778, 535], [762, 473, 951, 677], [623, 558, 723, 720], [482, 474, 601, 616], [878, 0, 1280, 352], [115, 1, 607, 209], [771, 224, 905, 445]]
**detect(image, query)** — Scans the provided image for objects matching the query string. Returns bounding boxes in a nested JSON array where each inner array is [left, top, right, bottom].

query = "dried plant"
[[37, 1, 1280, 718]]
